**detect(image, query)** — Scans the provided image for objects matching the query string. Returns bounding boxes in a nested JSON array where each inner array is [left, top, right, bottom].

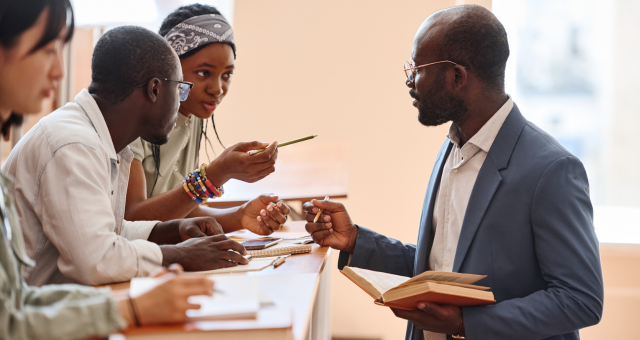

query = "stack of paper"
[[130, 274, 260, 321]]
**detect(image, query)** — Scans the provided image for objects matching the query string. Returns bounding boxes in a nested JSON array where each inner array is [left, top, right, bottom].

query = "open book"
[[341, 266, 495, 310]]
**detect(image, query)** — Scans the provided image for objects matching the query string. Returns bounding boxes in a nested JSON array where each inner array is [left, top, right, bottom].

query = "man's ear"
[[453, 65, 468, 91], [144, 78, 161, 103]]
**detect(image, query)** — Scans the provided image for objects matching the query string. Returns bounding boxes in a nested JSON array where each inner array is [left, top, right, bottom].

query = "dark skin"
[[125, 42, 290, 235], [92, 50, 248, 269], [303, 8, 511, 337]]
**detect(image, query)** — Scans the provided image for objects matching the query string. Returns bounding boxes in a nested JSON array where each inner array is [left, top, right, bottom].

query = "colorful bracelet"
[[199, 163, 223, 197], [183, 178, 203, 203]]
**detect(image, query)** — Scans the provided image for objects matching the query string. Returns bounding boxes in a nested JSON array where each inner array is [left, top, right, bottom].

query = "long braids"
[[148, 114, 225, 196]]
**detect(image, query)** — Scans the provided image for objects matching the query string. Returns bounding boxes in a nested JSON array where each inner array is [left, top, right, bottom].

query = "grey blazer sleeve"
[[462, 156, 604, 339], [337, 225, 416, 277]]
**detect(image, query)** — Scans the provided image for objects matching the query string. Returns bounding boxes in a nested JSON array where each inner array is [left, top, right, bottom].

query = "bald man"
[[304, 5, 603, 340]]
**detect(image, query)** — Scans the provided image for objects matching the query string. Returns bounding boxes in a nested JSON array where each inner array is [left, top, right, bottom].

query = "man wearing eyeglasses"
[[304, 5, 603, 340], [2, 26, 250, 286]]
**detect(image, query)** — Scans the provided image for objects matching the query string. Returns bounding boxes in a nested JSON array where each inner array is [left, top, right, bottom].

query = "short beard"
[[413, 69, 468, 127], [141, 134, 169, 146], [1, 113, 24, 139]]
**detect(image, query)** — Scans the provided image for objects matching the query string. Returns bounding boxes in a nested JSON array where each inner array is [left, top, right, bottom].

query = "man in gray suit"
[[304, 5, 603, 340]]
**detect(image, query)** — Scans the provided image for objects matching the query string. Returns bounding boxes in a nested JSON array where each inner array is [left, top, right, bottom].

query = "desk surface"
[[207, 141, 349, 206], [109, 221, 330, 340]]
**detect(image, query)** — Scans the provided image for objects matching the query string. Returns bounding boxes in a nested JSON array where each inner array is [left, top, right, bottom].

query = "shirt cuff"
[[121, 220, 160, 241], [129, 239, 163, 277]]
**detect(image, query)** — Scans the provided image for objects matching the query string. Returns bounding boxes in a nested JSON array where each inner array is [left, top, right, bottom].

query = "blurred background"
[[2, 0, 638, 339]]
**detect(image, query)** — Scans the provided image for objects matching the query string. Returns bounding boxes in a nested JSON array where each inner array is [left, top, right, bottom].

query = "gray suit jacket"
[[338, 104, 603, 339]]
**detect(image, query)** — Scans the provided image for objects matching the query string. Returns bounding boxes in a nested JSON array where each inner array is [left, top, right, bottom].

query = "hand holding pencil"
[[302, 198, 358, 253]]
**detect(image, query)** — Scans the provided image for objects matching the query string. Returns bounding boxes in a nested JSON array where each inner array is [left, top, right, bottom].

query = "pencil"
[[313, 196, 330, 223], [247, 135, 318, 155]]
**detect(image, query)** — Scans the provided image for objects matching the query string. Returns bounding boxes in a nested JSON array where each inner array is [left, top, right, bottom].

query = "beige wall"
[[215, 1, 481, 339]]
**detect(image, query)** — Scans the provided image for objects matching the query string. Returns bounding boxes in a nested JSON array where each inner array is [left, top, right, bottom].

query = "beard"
[[141, 134, 169, 146], [411, 69, 468, 127]]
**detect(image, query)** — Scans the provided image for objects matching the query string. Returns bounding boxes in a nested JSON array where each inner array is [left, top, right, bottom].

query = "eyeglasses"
[[137, 78, 194, 101], [403, 60, 465, 80]]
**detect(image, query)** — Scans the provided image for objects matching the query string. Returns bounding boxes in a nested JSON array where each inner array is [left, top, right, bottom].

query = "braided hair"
[[148, 4, 228, 196]]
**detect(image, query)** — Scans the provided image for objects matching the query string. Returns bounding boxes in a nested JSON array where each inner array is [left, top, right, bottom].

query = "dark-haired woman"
[[0, 1, 214, 338], [125, 4, 290, 235]]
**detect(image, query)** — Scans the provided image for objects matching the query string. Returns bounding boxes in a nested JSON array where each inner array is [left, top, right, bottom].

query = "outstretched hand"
[[303, 199, 358, 252], [206, 141, 278, 187], [241, 194, 291, 235]]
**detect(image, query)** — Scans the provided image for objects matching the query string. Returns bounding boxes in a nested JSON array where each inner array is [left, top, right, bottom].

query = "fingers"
[[249, 141, 277, 163], [275, 201, 291, 216], [416, 302, 448, 319], [217, 250, 249, 264], [310, 229, 332, 245], [265, 203, 288, 224], [305, 221, 332, 234], [305, 211, 331, 223], [211, 239, 248, 256], [235, 141, 269, 152], [259, 208, 282, 231], [391, 308, 421, 321], [309, 198, 344, 212], [257, 193, 279, 205], [207, 234, 230, 242], [203, 217, 224, 235]]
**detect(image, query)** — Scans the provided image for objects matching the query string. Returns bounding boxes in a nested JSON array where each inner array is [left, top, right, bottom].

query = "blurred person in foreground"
[[2, 11, 250, 287], [125, 4, 290, 235], [304, 5, 603, 340], [0, 1, 215, 339]]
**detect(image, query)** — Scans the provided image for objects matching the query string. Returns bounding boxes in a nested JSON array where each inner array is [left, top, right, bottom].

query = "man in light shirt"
[[304, 5, 603, 340], [3, 26, 248, 286]]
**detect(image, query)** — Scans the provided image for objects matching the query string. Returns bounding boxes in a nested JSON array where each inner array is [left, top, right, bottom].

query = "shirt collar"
[[74, 89, 118, 160], [447, 96, 513, 152]]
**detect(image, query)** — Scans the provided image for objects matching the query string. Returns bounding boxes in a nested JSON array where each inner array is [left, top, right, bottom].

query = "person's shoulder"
[[36, 102, 102, 152]]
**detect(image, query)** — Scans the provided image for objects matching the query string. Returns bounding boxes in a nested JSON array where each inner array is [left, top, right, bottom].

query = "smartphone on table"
[[241, 238, 282, 250]]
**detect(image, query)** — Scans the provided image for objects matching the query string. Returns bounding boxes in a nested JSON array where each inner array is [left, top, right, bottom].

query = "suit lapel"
[[415, 140, 453, 275], [452, 103, 528, 272]]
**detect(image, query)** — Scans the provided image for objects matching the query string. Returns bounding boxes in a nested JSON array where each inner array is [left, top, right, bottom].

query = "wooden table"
[[108, 221, 331, 340], [206, 141, 349, 209]]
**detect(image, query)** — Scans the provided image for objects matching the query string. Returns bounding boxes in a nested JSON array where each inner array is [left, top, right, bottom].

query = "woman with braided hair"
[[126, 4, 290, 235]]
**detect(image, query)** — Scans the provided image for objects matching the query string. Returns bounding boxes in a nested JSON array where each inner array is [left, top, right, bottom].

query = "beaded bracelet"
[[190, 173, 212, 199], [183, 178, 203, 203], [199, 163, 224, 197]]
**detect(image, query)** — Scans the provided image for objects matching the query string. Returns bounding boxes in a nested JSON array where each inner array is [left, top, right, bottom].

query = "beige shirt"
[[2, 89, 162, 286], [425, 97, 513, 340], [129, 112, 202, 198]]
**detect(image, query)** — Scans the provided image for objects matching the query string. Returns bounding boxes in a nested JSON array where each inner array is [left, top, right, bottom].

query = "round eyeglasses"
[[137, 78, 194, 102]]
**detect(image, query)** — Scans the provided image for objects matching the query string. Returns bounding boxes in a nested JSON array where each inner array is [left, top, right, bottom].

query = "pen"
[[313, 196, 330, 223], [247, 135, 318, 155], [273, 256, 286, 268]]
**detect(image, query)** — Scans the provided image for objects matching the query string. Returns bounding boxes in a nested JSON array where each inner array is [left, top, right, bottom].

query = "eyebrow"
[[196, 62, 235, 70]]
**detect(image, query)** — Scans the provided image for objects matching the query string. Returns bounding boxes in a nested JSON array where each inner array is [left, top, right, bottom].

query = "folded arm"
[[36, 144, 162, 285]]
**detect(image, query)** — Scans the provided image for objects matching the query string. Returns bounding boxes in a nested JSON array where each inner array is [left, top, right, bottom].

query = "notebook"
[[129, 274, 260, 321], [247, 243, 312, 257]]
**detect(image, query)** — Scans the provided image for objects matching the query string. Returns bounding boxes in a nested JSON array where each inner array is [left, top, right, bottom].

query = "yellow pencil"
[[313, 196, 330, 223], [248, 135, 318, 155]]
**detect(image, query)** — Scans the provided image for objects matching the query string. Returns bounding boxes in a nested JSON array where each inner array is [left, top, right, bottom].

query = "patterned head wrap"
[[164, 14, 236, 59]]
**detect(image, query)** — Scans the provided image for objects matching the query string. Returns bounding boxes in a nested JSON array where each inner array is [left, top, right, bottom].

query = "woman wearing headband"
[[125, 4, 289, 235], [0, 1, 214, 338]]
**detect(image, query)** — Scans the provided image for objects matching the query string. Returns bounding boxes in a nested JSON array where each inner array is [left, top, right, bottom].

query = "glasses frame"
[[403, 60, 466, 80], [137, 78, 194, 101]]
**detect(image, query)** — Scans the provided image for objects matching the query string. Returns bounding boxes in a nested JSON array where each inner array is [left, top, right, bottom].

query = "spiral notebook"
[[247, 244, 312, 257]]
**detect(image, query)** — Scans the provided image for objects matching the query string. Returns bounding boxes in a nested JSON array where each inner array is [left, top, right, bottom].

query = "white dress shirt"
[[2, 89, 163, 286], [425, 97, 513, 340]]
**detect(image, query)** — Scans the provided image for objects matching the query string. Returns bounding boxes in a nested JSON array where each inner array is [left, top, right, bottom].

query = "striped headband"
[[164, 14, 236, 58]]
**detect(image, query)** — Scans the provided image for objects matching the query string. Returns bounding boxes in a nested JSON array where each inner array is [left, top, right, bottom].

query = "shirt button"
[[111, 190, 114, 195], [444, 259, 448, 265], [453, 169, 458, 173], [174, 165, 178, 172], [185, 120, 190, 126], [446, 213, 449, 221]]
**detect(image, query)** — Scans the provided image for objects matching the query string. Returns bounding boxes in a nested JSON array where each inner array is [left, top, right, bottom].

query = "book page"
[[348, 267, 410, 295], [403, 271, 486, 286]]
